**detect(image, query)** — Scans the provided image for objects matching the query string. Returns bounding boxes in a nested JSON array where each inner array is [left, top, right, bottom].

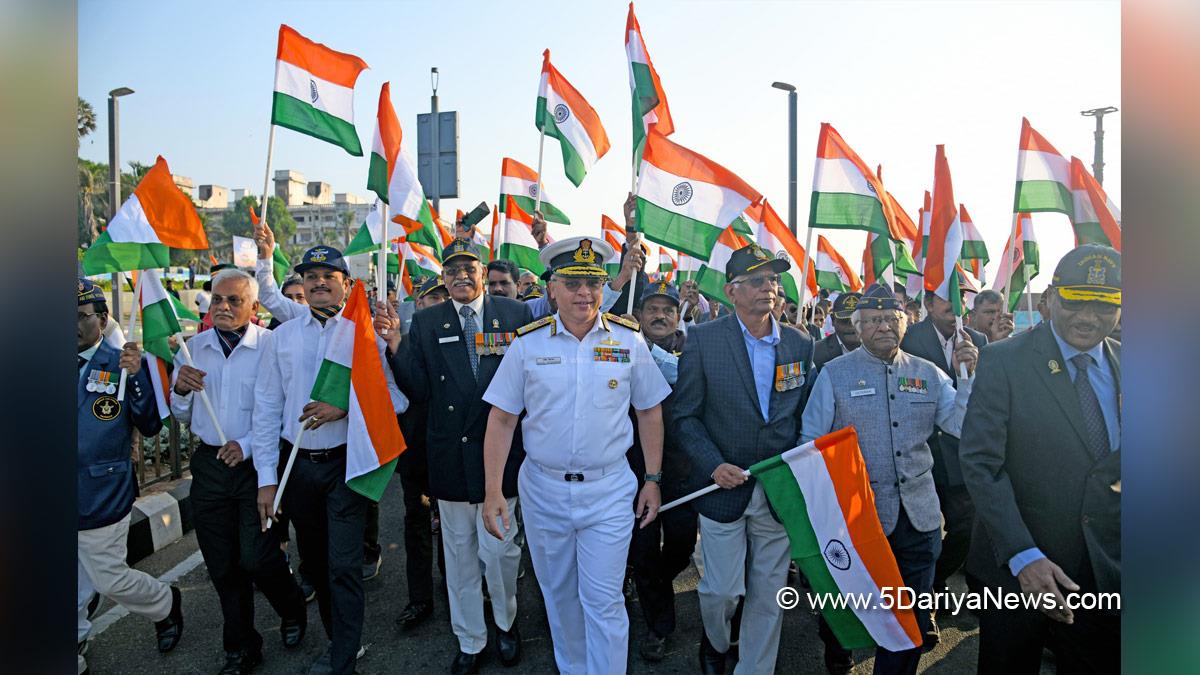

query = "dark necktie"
[[215, 327, 246, 358], [461, 306, 479, 378], [1071, 353, 1111, 459]]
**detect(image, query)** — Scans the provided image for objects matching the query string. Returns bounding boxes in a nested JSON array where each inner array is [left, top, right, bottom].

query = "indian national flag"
[[905, 191, 934, 301], [272, 25, 368, 156], [83, 156, 209, 274], [815, 236, 863, 293], [809, 124, 903, 240], [924, 145, 965, 316], [751, 427, 922, 651], [1069, 157, 1121, 250], [743, 200, 817, 304], [958, 205, 989, 285], [602, 215, 626, 277], [994, 213, 1040, 312], [636, 129, 761, 260], [657, 247, 677, 282], [863, 185, 920, 287], [402, 240, 442, 279], [677, 251, 702, 285], [401, 200, 454, 255], [536, 49, 610, 187], [344, 199, 388, 257], [138, 270, 182, 421], [309, 281, 406, 501], [695, 225, 751, 308], [495, 196, 545, 276], [627, 2, 674, 166], [499, 157, 570, 224], [1013, 117, 1072, 217], [368, 83, 436, 239]]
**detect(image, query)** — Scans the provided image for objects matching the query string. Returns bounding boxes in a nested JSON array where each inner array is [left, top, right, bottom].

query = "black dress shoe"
[[450, 650, 482, 675], [496, 623, 521, 667], [640, 632, 666, 662], [155, 586, 184, 653], [823, 647, 854, 675], [280, 615, 306, 649], [698, 632, 726, 675], [395, 600, 433, 631], [218, 648, 263, 674], [922, 611, 941, 652], [86, 592, 101, 620]]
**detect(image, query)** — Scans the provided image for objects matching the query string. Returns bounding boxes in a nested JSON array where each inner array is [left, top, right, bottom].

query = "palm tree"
[[77, 98, 96, 139], [78, 161, 108, 244]]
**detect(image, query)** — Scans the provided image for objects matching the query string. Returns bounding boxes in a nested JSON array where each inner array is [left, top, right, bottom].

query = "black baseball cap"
[[725, 243, 791, 282], [1052, 244, 1120, 306], [294, 245, 349, 275]]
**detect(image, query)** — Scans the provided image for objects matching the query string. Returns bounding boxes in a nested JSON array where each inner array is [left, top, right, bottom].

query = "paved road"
[[86, 479, 1006, 674]]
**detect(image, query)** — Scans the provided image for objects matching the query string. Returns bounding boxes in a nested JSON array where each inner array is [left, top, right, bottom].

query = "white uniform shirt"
[[170, 324, 269, 458], [483, 312, 671, 471], [255, 258, 306, 323], [252, 311, 407, 488]]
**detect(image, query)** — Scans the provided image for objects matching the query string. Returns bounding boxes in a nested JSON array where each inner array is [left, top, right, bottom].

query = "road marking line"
[[88, 550, 205, 637]]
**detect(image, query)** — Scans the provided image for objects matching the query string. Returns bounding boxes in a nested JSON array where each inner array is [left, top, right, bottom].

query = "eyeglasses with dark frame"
[[731, 274, 782, 288]]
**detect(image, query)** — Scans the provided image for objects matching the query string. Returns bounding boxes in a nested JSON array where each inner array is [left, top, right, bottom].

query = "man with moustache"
[[811, 291, 862, 373], [960, 245, 1122, 673], [171, 269, 306, 673], [379, 239, 532, 673], [252, 245, 407, 675], [969, 289, 1015, 342]]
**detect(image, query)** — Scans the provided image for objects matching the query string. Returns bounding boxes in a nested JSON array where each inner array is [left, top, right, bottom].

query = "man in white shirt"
[[252, 246, 408, 675], [172, 269, 306, 673]]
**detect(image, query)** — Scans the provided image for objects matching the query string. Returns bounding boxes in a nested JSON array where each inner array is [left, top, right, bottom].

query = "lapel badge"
[[1048, 359, 1062, 374], [444, 322, 452, 329], [608, 378, 618, 389], [857, 379, 867, 387], [492, 318, 500, 329]]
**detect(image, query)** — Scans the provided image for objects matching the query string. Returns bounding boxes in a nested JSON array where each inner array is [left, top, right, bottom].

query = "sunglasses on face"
[[445, 264, 479, 278], [1058, 297, 1119, 316], [733, 274, 781, 288], [558, 278, 605, 292]]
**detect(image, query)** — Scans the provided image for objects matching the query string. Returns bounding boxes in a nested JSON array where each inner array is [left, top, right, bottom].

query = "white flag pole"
[[798, 225, 816, 309], [116, 272, 144, 401], [268, 415, 310, 528], [159, 278, 228, 444], [257, 126, 277, 238], [533, 126, 547, 215], [954, 314, 969, 380], [1023, 263, 1036, 331], [660, 469, 752, 512], [378, 202, 389, 335]]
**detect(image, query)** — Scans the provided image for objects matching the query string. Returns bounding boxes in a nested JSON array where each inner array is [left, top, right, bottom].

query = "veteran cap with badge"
[[1051, 244, 1121, 306], [831, 291, 862, 319], [857, 283, 901, 311], [294, 245, 350, 275], [639, 279, 680, 307], [78, 277, 107, 307], [540, 235, 615, 278], [442, 238, 483, 265], [415, 275, 446, 300], [725, 243, 792, 282]]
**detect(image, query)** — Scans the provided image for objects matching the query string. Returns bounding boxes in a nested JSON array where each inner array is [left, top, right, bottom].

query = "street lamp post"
[[1081, 106, 1118, 185], [771, 82, 798, 236], [107, 87, 134, 318]]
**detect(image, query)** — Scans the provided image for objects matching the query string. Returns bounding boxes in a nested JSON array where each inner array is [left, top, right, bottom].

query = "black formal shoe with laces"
[[450, 650, 482, 675], [154, 586, 184, 653], [218, 648, 263, 675], [698, 631, 727, 675], [280, 615, 306, 649], [395, 600, 433, 631], [640, 632, 666, 662], [496, 623, 521, 667], [823, 646, 854, 675]]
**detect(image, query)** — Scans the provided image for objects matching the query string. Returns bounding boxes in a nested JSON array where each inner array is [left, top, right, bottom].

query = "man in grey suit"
[[960, 245, 1121, 673], [673, 243, 814, 675], [900, 286, 989, 639]]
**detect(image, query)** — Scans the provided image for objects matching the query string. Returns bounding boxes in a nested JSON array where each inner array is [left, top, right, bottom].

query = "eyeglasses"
[[732, 274, 781, 288], [209, 295, 247, 308], [444, 264, 479, 278], [858, 314, 904, 329], [1058, 298, 1119, 316], [558, 278, 604, 292], [77, 311, 104, 323]]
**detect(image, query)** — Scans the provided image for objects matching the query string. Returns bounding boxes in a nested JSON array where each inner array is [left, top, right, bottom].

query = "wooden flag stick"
[[257, 125, 277, 237], [116, 272, 144, 401]]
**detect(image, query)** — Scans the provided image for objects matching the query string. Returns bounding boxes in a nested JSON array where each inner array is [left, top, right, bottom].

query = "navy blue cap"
[[294, 245, 349, 275], [1052, 244, 1121, 305], [858, 283, 900, 311], [726, 243, 791, 282], [78, 278, 106, 306], [831, 292, 862, 319], [640, 279, 680, 307], [441, 238, 482, 264], [415, 275, 446, 300]]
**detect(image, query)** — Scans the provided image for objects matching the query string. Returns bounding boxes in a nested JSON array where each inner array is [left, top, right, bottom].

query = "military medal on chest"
[[475, 331, 516, 356], [774, 362, 804, 392], [897, 377, 929, 394], [593, 346, 631, 363], [86, 369, 117, 395]]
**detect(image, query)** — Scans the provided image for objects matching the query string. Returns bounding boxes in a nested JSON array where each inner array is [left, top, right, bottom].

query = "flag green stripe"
[[809, 192, 890, 235], [1013, 180, 1073, 217], [630, 63, 659, 116], [636, 198, 721, 261], [344, 223, 378, 257], [729, 215, 756, 239], [750, 454, 876, 650], [1006, 265, 1029, 312], [348, 458, 398, 502], [536, 96, 589, 187], [696, 266, 732, 308], [272, 245, 290, 285], [960, 240, 990, 263], [142, 298, 182, 343], [144, 337, 174, 364], [1071, 222, 1115, 247], [815, 270, 849, 293], [497, 243, 544, 276], [632, 97, 647, 168], [168, 293, 200, 322], [367, 152, 389, 203], [1023, 241, 1040, 274], [82, 232, 170, 274], [272, 92, 363, 157], [505, 194, 571, 224], [310, 360, 351, 410]]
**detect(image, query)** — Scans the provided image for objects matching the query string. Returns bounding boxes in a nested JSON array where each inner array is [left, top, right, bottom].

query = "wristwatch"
[[644, 472, 662, 483]]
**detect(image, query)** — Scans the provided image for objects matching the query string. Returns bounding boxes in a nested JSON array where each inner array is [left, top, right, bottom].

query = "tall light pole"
[[107, 87, 134, 319], [771, 81, 798, 235], [1081, 106, 1118, 185], [429, 68, 440, 215]]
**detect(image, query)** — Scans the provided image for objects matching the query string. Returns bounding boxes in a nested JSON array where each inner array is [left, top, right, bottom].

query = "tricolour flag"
[[743, 200, 817, 303], [272, 25, 367, 156], [750, 427, 922, 651], [958, 205, 989, 285], [809, 124, 902, 240], [138, 270, 182, 421], [627, 2, 675, 166], [499, 158, 570, 224], [815, 236, 863, 293], [1013, 117, 1072, 217], [863, 182, 920, 287], [495, 196, 545, 276], [402, 200, 454, 255], [309, 282, 405, 501], [636, 129, 761, 260], [994, 213, 1039, 312], [924, 145, 965, 316], [83, 156, 209, 274], [345, 199, 387, 257], [676, 251, 702, 285], [602, 215, 627, 277], [905, 191, 934, 301], [657, 247, 677, 282], [536, 49, 610, 187], [368, 83, 437, 240], [1069, 157, 1121, 250], [250, 204, 290, 284], [695, 225, 751, 308]]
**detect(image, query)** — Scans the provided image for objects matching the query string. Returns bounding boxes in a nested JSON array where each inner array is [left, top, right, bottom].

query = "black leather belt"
[[280, 440, 347, 463]]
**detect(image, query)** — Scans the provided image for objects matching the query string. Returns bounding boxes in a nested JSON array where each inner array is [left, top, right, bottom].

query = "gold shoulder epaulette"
[[516, 315, 556, 336], [604, 313, 641, 332]]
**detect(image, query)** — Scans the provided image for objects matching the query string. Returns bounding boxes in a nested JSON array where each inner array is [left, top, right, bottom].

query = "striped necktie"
[[461, 306, 479, 378], [310, 303, 343, 325], [1071, 353, 1111, 460]]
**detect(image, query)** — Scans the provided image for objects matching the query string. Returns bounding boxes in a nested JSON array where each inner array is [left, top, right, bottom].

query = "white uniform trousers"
[[697, 482, 791, 675], [519, 461, 637, 675], [77, 513, 173, 673], [438, 497, 522, 654]]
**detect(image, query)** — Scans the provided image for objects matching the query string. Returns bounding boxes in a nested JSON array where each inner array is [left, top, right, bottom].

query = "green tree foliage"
[[222, 195, 298, 255], [77, 98, 96, 139]]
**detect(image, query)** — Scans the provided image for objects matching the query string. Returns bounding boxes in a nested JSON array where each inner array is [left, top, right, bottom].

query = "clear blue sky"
[[79, 0, 1119, 290]]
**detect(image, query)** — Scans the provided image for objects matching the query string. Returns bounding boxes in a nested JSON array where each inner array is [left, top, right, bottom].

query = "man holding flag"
[[172, 269, 307, 673], [252, 245, 408, 675], [801, 283, 978, 675]]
